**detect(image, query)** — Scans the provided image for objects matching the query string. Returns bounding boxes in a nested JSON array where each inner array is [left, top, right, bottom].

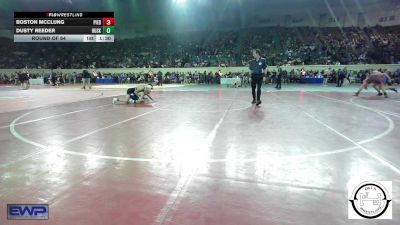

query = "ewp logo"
[[7, 204, 49, 220]]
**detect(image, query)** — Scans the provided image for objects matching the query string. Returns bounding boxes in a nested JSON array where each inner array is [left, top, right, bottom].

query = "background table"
[[221, 78, 241, 85], [96, 78, 115, 84], [29, 78, 44, 85], [302, 77, 323, 84]]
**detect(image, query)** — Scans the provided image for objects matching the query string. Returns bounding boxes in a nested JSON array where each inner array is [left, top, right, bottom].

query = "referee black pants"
[[251, 74, 263, 101], [51, 77, 56, 86], [275, 79, 282, 89], [337, 77, 344, 87]]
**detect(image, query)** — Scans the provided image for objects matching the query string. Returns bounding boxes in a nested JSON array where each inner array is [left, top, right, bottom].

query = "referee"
[[249, 49, 267, 105], [82, 65, 96, 90]]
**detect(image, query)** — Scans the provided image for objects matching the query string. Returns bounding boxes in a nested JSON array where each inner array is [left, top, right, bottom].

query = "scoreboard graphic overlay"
[[14, 12, 114, 42]]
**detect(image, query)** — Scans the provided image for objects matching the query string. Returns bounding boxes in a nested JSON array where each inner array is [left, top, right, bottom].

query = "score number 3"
[[102, 18, 115, 26]]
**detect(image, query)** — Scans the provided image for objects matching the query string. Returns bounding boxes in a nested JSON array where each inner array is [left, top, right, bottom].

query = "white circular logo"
[[349, 181, 391, 219]]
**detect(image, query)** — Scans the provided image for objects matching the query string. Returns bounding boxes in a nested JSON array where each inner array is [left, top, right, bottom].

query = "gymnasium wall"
[[1, 64, 399, 76]]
